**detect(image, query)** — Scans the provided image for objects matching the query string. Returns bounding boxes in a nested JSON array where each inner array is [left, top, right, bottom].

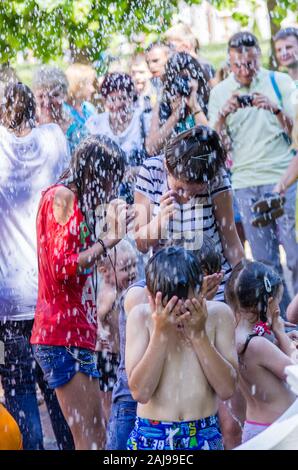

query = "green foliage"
[[231, 12, 250, 27], [0, 0, 178, 63], [0, 0, 296, 63]]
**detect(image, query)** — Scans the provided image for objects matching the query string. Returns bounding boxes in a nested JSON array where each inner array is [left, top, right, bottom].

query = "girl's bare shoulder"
[[53, 186, 75, 225], [207, 300, 235, 322]]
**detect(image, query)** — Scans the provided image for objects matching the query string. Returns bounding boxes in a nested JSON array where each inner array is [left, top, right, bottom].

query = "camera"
[[237, 94, 253, 107], [172, 75, 192, 97]]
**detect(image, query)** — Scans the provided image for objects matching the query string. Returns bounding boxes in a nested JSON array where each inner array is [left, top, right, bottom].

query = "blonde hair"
[[164, 23, 199, 52], [65, 63, 96, 101], [98, 239, 136, 270]]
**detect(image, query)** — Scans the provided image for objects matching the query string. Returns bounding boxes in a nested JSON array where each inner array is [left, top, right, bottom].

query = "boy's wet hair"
[[100, 72, 137, 101], [145, 246, 203, 301], [191, 236, 222, 275], [2, 82, 36, 130], [165, 125, 226, 183], [59, 135, 125, 238], [98, 239, 136, 269], [234, 261, 282, 322]]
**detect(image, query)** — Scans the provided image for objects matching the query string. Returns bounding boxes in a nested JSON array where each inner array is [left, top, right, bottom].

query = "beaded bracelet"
[[98, 238, 107, 257]]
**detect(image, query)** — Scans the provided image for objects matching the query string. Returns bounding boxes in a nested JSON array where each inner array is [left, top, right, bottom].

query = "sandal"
[[251, 206, 284, 227], [252, 192, 285, 214]]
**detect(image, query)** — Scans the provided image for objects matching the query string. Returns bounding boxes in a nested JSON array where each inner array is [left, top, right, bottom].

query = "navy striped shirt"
[[135, 155, 232, 299]]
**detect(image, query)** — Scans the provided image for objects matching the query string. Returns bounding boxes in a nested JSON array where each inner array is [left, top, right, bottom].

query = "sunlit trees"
[[0, 0, 296, 63]]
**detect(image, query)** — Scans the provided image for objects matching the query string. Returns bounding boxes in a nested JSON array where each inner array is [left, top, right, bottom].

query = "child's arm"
[[286, 294, 298, 324], [273, 153, 298, 195], [97, 287, 116, 322], [182, 298, 238, 401], [268, 297, 298, 360], [213, 190, 244, 268], [126, 293, 184, 404], [246, 336, 294, 381], [134, 190, 177, 254], [96, 287, 116, 351]]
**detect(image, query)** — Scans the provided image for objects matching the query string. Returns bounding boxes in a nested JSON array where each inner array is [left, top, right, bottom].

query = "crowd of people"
[[0, 24, 298, 451]]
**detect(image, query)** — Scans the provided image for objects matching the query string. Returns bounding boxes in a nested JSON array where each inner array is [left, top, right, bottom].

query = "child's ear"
[[98, 265, 107, 275], [145, 287, 155, 311]]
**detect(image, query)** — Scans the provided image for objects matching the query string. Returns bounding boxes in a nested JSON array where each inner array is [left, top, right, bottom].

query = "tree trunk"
[[267, 0, 279, 70]]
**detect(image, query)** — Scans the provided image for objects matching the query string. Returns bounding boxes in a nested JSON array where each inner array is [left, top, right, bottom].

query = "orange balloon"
[[0, 404, 23, 450]]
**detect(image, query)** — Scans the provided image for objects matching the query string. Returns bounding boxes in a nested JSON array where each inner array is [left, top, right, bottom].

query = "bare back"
[[237, 334, 295, 424]]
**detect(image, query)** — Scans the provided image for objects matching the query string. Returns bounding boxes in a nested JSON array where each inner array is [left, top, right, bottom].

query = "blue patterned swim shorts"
[[127, 414, 224, 450]]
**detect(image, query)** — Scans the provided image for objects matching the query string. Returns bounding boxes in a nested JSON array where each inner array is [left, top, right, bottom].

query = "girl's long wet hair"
[[165, 125, 226, 183], [234, 261, 282, 323], [224, 260, 246, 313], [145, 246, 204, 301], [1, 82, 36, 130], [59, 135, 125, 240]]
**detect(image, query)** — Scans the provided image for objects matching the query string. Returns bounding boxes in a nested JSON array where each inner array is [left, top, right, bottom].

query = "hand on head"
[[150, 291, 207, 341], [106, 198, 136, 241], [159, 190, 178, 223], [180, 294, 208, 340], [267, 296, 283, 332], [201, 272, 224, 300], [150, 292, 188, 335]]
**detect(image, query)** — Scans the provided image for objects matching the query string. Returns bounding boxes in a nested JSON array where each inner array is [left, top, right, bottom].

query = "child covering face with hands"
[[125, 246, 238, 451]]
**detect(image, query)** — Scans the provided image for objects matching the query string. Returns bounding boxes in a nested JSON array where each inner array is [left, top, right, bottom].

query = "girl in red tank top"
[[31, 135, 135, 450]]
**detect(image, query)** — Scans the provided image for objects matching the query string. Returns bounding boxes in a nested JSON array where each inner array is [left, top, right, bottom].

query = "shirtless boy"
[[125, 246, 238, 450]]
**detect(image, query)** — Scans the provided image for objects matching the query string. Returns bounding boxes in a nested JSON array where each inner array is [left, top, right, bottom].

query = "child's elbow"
[[131, 391, 150, 404], [218, 387, 235, 402], [286, 303, 298, 324], [129, 380, 151, 404], [218, 372, 238, 401]]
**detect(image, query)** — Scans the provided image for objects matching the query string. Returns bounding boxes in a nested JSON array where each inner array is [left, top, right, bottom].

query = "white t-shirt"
[[85, 107, 151, 164], [0, 123, 70, 321]]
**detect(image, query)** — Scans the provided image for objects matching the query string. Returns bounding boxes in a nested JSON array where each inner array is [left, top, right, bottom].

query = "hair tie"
[[264, 275, 272, 293], [191, 151, 216, 161]]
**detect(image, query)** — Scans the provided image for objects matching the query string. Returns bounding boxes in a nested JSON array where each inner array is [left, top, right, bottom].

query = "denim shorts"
[[33, 344, 100, 389], [106, 399, 137, 450]]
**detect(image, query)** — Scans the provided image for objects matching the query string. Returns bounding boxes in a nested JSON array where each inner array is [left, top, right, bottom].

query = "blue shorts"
[[127, 415, 223, 450], [33, 344, 100, 389], [233, 194, 242, 224]]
